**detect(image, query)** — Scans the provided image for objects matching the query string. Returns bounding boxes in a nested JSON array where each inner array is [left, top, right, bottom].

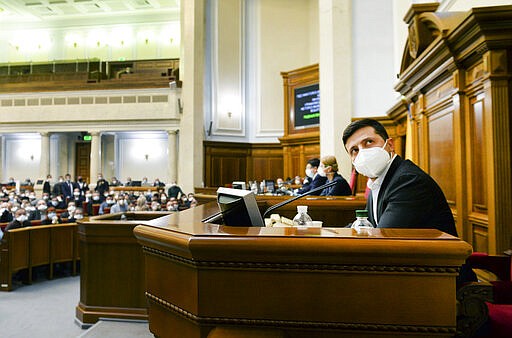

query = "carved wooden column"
[[482, 49, 512, 253]]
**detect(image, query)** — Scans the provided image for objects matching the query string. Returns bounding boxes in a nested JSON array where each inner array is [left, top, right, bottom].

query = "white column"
[[180, 0, 205, 192], [39, 132, 51, 178], [319, 0, 353, 179], [89, 131, 101, 185], [167, 130, 178, 184], [0, 135, 3, 181]]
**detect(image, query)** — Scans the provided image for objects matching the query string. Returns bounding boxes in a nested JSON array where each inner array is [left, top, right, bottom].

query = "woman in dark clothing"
[[319, 155, 352, 196]]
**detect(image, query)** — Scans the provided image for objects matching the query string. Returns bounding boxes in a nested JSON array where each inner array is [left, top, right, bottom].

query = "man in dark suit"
[[42, 174, 52, 196], [342, 118, 457, 236], [5, 208, 31, 231], [297, 158, 327, 196]]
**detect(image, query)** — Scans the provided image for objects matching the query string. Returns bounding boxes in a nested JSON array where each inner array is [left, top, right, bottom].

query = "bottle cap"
[[355, 209, 368, 217], [297, 205, 308, 213]]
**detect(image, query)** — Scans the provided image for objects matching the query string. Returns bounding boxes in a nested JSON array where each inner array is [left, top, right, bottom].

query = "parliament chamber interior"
[[1, 1, 512, 337]]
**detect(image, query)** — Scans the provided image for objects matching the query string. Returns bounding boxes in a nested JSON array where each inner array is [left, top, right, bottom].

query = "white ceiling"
[[0, 0, 180, 28]]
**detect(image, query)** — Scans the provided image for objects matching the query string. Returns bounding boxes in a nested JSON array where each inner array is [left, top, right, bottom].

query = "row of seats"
[[0, 222, 79, 291]]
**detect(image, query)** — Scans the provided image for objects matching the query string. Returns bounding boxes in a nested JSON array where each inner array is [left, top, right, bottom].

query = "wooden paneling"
[[469, 96, 487, 212], [203, 141, 282, 187], [391, 4, 512, 254], [428, 111, 455, 205]]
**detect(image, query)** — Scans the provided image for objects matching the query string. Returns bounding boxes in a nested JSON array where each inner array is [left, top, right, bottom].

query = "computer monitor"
[[216, 187, 264, 227], [265, 180, 275, 193], [232, 181, 246, 190], [131, 180, 142, 187]]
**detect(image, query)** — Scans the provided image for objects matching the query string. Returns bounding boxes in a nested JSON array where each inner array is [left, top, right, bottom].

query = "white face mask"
[[16, 215, 28, 222], [353, 140, 391, 178], [317, 167, 327, 177], [305, 168, 313, 178]]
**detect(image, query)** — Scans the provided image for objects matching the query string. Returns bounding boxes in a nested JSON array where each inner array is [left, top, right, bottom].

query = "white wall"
[[206, 0, 319, 143], [117, 132, 169, 184], [352, 0, 397, 117], [2, 134, 41, 182]]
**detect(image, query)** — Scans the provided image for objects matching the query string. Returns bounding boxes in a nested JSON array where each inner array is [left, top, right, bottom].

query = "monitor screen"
[[294, 83, 320, 129], [216, 187, 264, 227], [265, 180, 275, 193], [232, 181, 246, 190], [131, 181, 142, 187]]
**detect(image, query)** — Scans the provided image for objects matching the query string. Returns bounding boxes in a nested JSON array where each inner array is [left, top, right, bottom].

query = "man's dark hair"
[[342, 118, 389, 146], [307, 158, 320, 168]]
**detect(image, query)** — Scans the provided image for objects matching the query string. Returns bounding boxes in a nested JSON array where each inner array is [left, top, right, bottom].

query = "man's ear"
[[387, 138, 395, 152]]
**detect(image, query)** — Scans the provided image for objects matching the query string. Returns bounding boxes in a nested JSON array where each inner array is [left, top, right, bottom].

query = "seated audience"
[[150, 201, 161, 211], [167, 198, 179, 211], [110, 196, 129, 214], [60, 201, 77, 220], [70, 188, 85, 207], [46, 207, 62, 224], [99, 196, 115, 215], [64, 207, 84, 223], [296, 158, 327, 196], [134, 195, 149, 211], [319, 155, 352, 196], [0, 202, 13, 223], [5, 208, 31, 231], [110, 177, 122, 186], [141, 177, 150, 186]]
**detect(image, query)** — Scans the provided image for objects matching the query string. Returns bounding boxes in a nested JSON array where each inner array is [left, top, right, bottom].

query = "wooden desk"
[[134, 202, 472, 337], [75, 212, 172, 327], [192, 190, 367, 227], [256, 195, 366, 227]]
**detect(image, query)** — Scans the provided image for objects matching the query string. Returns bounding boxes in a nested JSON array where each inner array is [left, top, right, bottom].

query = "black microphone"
[[262, 180, 338, 219]]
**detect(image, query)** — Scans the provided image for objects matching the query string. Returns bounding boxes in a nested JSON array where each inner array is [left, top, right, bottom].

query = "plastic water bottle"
[[251, 181, 259, 195], [293, 205, 313, 227], [351, 209, 373, 235]]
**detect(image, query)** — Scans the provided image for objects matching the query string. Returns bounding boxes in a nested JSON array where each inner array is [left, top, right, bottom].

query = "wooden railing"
[[0, 222, 79, 291]]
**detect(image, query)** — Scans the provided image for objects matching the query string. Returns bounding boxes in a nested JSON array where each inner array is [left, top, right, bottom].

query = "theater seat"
[[464, 251, 512, 338]]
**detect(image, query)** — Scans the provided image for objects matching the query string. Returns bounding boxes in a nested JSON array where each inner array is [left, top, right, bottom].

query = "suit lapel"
[[376, 155, 402, 219]]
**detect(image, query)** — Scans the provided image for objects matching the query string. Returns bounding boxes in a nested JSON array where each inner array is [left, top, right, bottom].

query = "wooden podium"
[[134, 202, 472, 338]]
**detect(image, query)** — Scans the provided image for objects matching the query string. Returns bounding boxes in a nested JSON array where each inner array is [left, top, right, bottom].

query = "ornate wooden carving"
[[392, 4, 512, 254]]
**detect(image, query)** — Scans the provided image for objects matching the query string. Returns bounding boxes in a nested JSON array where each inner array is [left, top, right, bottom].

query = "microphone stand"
[[202, 180, 338, 224], [262, 180, 337, 219]]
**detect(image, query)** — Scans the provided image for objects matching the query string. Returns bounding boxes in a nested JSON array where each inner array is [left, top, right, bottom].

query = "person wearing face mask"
[[98, 196, 115, 215], [65, 207, 84, 223], [95, 173, 110, 202], [342, 118, 457, 236], [318, 155, 352, 196], [110, 197, 129, 214], [296, 158, 327, 196], [46, 207, 61, 224], [5, 208, 31, 231], [71, 188, 85, 207], [0, 201, 13, 223]]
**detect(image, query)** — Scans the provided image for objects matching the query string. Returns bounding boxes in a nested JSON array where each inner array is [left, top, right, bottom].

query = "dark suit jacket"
[[297, 174, 327, 196], [367, 156, 457, 237], [43, 181, 52, 195], [320, 173, 352, 196], [5, 220, 31, 231]]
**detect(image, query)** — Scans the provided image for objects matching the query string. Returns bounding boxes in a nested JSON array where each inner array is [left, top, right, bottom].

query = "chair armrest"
[[456, 281, 493, 338]]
